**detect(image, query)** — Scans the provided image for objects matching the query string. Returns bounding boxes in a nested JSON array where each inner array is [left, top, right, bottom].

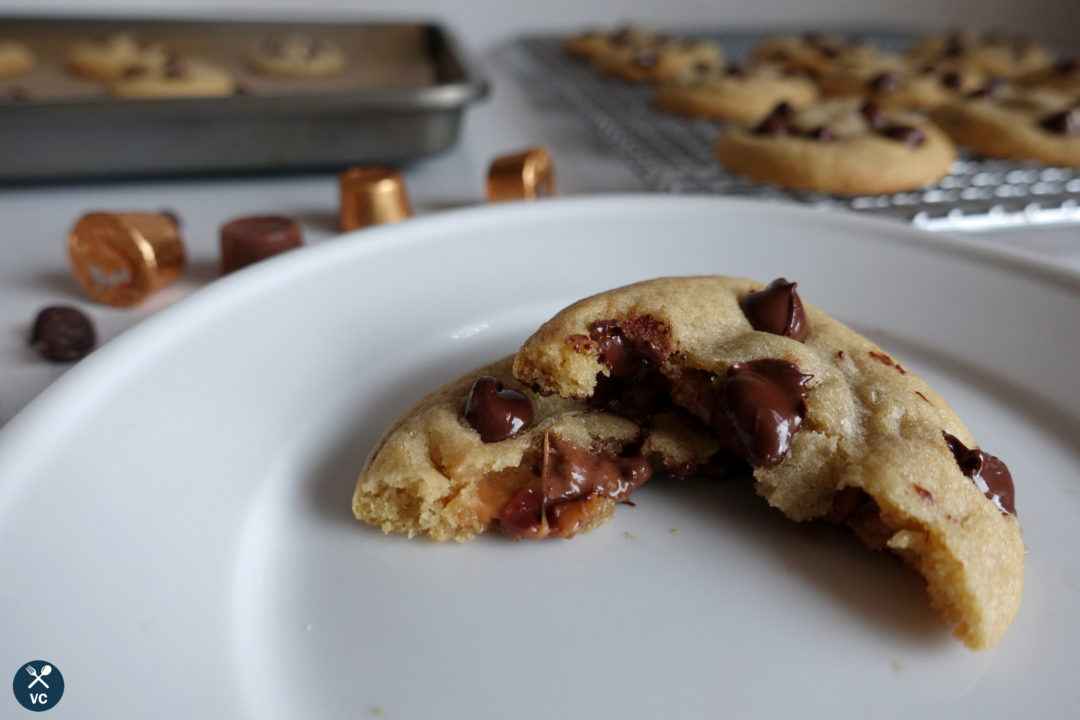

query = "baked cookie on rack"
[[749, 32, 879, 78], [819, 53, 985, 110], [562, 25, 665, 62], [714, 98, 956, 195], [594, 37, 723, 83], [353, 356, 720, 543], [250, 33, 346, 78], [930, 85, 1080, 165], [512, 275, 1024, 650], [1018, 58, 1080, 97], [0, 39, 36, 77], [906, 29, 1053, 79], [653, 62, 818, 121], [67, 31, 170, 80], [107, 55, 235, 98]]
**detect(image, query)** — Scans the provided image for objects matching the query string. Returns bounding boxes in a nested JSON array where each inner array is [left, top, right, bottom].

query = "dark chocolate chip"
[[121, 65, 146, 79], [710, 359, 812, 467], [753, 101, 795, 137], [879, 124, 926, 146], [860, 99, 889, 128], [918, 63, 938, 75], [739, 278, 809, 341], [588, 317, 671, 384], [611, 28, 635, 47], [940, 71, 963, 90], [30, 306, 96, 362], [1038, 108, 1079, 135], [234, 83, 251, 96], [725, 62, 746, 77], [464, 376, 533, 443], [632, 47, 659, 69], [868, 72, 902, 93], [967, 77, 1005, 100], [1052, 58, 1078, 75], [943, 33, 965, 58], [943, 432, 1016, 515], [219, 214, 303, 274]]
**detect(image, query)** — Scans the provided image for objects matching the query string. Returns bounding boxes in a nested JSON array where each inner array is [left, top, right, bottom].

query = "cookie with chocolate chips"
[[652, 62, 818, 121], [907, 29, 1053, 79], [819, 53, 985, 110], [513, 276, 1023, 650], [66, 31, 170, 80], [749, 33, 880, 78], [353, 356, 720, 543], [1019, 58, 1080, 97], [250, 33, 346, 78], [930, 86, 1080, 165], [713, 98, 956, 195], [562, 25, 665, 62], [107, 55, 235, 98], [593, 36, 724, 83]]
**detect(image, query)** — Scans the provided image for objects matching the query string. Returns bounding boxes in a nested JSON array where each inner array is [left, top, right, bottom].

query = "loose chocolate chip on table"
[[464, 376, 533, 443], [739, 278, 809, 341], [868, 72, 901, 93], [879, 124, 926, 146], [940, 71, 963, 90], [710, 359, 813, 467], [752, 101, 794, 137], [943, 432, 1016, 515], [219, 214, 303, 274], [1038, 108, 1078, 135], [30, 306, 96, 362], [859, 99, 889, 128]]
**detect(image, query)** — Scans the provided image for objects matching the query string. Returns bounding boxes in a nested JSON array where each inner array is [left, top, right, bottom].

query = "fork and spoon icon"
[[26, 664, 52, 689]]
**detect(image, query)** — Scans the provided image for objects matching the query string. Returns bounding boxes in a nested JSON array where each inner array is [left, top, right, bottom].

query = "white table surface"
[[1, 29, 1078, 429]]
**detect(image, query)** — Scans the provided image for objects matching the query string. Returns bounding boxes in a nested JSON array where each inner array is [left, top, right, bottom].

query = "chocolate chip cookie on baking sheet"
[[594, 36, 723, 83], [107, 55, 235, 98], [714, 98, 956, 195], [66, 31, 171, 80], [512, 276, 1023, 650], [931, 86, 1080, 165], [819, 53, 985, 110], [249, 33, 346, 78], [652, 62, 818, 121], [353, 356, 721, 543], [906, 29, 1053, 78]]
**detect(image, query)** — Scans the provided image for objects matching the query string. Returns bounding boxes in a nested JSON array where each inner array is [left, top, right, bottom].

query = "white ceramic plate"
[[1, 197, 1078, 718]]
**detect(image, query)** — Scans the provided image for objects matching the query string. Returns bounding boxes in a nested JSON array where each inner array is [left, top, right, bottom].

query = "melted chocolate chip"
[[1052, 58, 1078, 75], [879, 124, 926, 146], [121, 65, 146, 79], [860, 100, 889, 128], [753, 101, 794, 137], [739, 278, 809, 341], [943, 432, 1016, 515], [710, 359, 813, 467], [943, 33, 965, 58], [464, 376, 534, 443], [725, 62, 746, 77], [588, 317, 671, 384], [1039, 108, 1079, 135], [30, 306, 96, 362], [918, 63, 938, 75], [806, 125, 836, 142], [868, 72, 901, 93], [940, 71, 963, 90], [633, 48, 659, 69]]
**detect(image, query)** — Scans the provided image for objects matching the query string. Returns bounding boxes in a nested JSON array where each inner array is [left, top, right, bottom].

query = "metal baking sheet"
[[517, 31, 1080, 232], [0, 17, 488, 181]]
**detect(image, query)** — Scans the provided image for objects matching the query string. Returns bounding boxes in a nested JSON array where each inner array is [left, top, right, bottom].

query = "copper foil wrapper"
[[486, 146, 555, 202], [339, 166, 413, 231], [68, 212, 186, 307]]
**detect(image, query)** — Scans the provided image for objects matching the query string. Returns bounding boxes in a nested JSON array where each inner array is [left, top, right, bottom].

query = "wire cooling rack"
[[517, 32, 1080, 232]]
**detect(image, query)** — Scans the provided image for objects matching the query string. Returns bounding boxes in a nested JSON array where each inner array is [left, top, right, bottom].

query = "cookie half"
[[653, 62, 818, 121], [512, 276, 1023, 650], [714, 99, 956, 195], [931, 86, 1080, 165], [353, 356, 720, 543]]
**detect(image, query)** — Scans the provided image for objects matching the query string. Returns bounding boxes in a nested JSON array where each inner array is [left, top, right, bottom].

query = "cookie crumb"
[[891, 660, 908, 677], [670, 528, 679, 534], [372, 707, 388, 718], [624, 532, 636, 541]]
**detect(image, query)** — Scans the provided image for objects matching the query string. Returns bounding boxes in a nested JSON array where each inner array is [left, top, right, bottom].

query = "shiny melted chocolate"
[[588, 316, 671, 383], [710, 359, 813, 467], [738, 278, 809, 341], [464, 376, 534, 443], [943, 432, 1016, 515]]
